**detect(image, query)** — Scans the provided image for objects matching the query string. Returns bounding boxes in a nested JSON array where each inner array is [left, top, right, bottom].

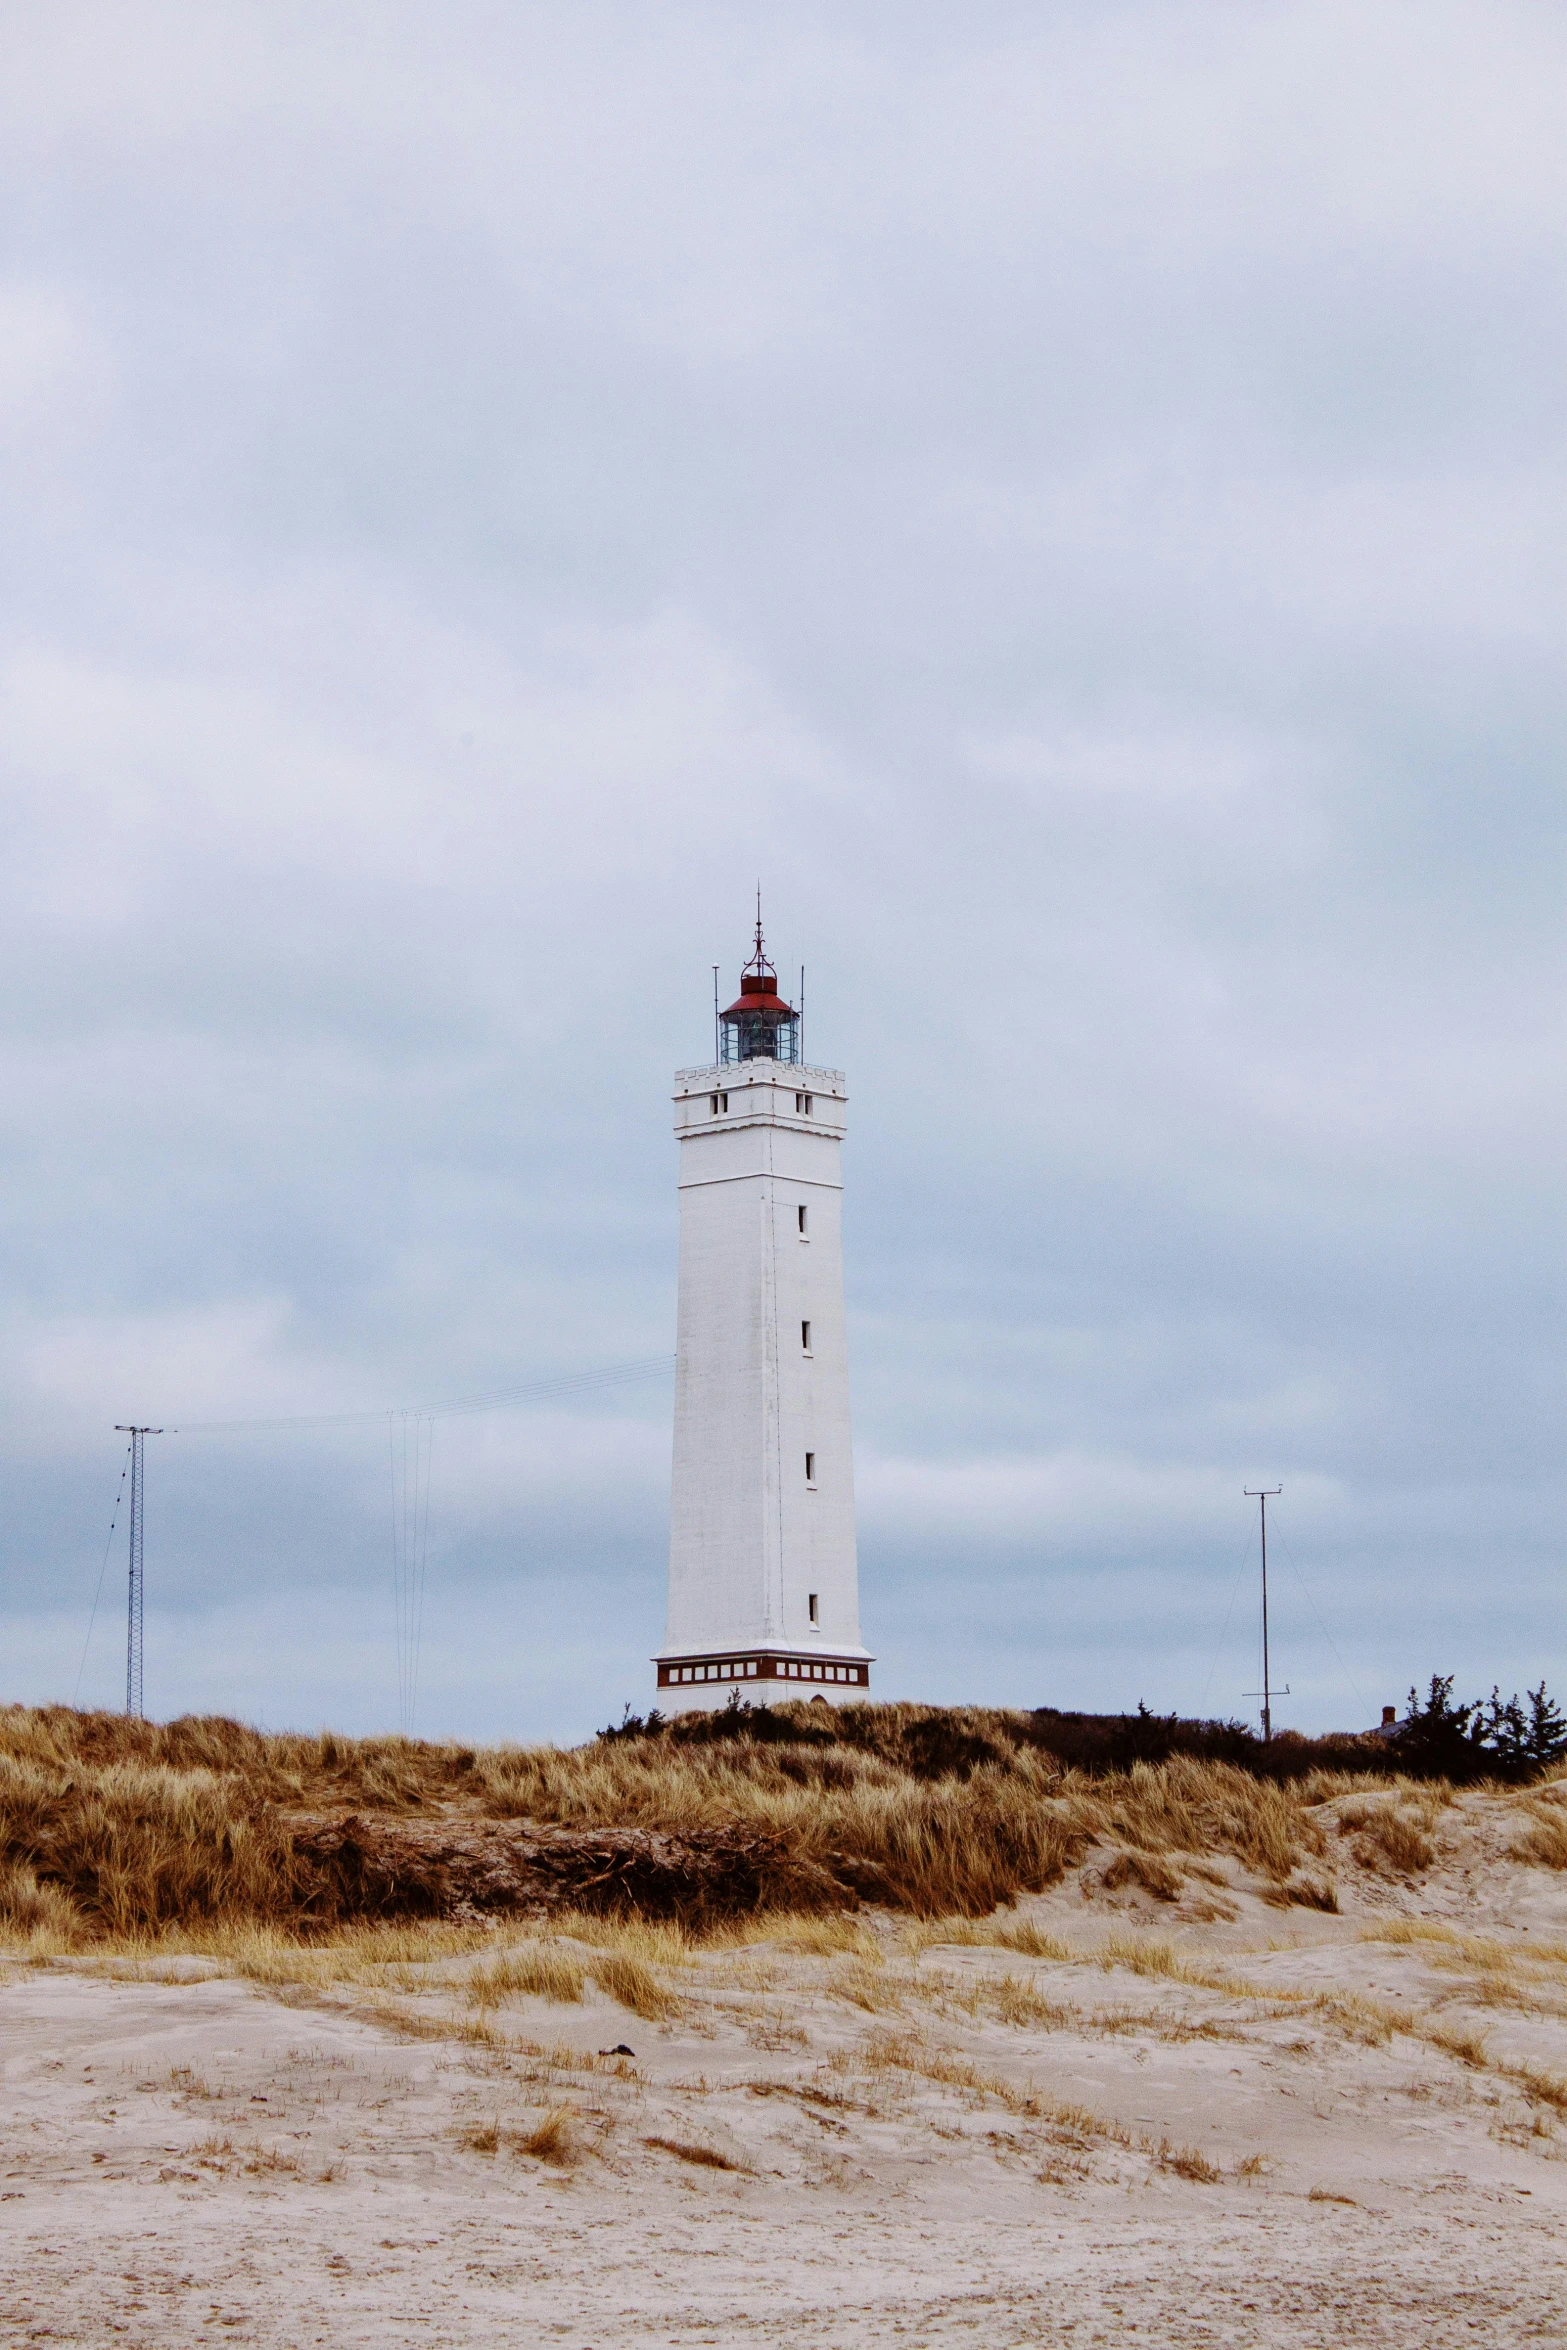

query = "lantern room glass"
[[720, 1006, 800, 1063]]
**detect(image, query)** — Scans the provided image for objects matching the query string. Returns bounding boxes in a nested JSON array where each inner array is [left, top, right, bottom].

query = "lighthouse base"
[[654, 1647, 872, 1714]]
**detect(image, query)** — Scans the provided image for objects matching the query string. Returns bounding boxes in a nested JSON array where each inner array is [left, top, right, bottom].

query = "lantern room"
[[720, 922, 800, 1064]]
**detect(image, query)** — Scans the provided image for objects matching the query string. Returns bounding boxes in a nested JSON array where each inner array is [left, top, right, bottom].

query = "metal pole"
[[1244, 1485, 1282, 1741], [713, 965, 720, 1067], [115, 1425, 163, 1718]]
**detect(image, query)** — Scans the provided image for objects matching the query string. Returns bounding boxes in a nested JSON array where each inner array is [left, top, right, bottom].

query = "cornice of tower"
[[675, 1061, 845, 1087]]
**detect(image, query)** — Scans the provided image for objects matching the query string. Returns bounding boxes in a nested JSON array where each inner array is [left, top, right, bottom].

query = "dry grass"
[[766, 1915, 884, 1958], [589, 1951, 680, 2020], [520, 2106, 579, 2166], [1096, 1847, 1185, 1902], [829, 2025, 1233, 2180], [1313, 1993, 1401, 2048], [1092, 1934, 1261, 1995], [1059, 1761, 1323, 1885], [1336, 1794, 1441, 1876], [1262, 1873, 1340, 1913], [92, 1919, 495, 1987], [1424, 2023, 1489, 2068], [832, 2026, 1068, 2123], [1365, 1919, 1567, 1970], [0, 1860, 85, 1945], [551, 1913, 700, 1965], [468, 1944, 586, 2007], [645, 2134, 749, 2171], [0, 1702, 1391, 1938], [828, 1960, 909, 2013], [464, 2103, 581, 2163], [1512, 1811, 1567, 1870], [1496, 2060, 1567, 2116], [0, 1701, 1518, 1944], [903, 1917, 1072, 1962], [930, 1971, 1075, 2030]]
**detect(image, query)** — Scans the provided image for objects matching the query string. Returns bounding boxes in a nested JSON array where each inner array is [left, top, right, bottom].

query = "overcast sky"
[[2, 2, 1562, 1744]]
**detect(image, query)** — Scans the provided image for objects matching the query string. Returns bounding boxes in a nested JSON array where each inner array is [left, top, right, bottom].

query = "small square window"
[[805, 1453, 816, 1485]]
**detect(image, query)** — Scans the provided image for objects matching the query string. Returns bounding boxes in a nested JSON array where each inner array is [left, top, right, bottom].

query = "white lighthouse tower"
[[656, 916, 872, 1712]]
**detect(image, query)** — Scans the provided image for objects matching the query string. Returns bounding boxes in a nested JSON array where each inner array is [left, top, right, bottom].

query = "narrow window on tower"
[[808, 1593, 819, 1625], [805, 1452, 816, 1486], [797, 1204, 809, 1239], [801, 1320, 811, 1353], [803, 1094, 813, 1115]]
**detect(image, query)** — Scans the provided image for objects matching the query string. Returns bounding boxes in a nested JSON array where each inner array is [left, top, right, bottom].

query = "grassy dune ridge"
[[0, 1700, 1543, 1943]]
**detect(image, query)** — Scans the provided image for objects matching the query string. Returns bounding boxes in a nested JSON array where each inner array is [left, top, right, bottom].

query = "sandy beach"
[[3, 1777, 1565, 2346]]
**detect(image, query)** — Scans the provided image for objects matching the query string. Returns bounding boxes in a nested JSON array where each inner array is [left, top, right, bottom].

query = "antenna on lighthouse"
[[114, 1425, 164, 1718]]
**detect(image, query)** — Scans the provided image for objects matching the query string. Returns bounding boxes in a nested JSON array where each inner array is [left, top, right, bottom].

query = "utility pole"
[[1244, 1486, 1282, 1741], [114, 1426, 163, 1718]]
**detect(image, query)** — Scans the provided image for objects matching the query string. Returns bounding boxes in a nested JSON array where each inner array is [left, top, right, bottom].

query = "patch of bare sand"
[[3, 1782, 1567, 2344]]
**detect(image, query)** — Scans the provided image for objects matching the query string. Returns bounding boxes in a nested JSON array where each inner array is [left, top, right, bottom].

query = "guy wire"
[[1272, 1519, 1369, 1720], [74, 1440, 133, 1707], [1199, 1519, 1257, 1717]]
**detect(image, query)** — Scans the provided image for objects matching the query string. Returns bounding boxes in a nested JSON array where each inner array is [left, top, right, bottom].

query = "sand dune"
[[3, 1776, 1566, 2343]]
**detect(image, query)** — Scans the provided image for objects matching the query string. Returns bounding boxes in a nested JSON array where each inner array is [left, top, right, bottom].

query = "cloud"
[[1, 2, 1562, 1740]]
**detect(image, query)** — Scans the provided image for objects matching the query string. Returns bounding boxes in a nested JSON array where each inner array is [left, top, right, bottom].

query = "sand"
[[3, 1780, 1566, 2345]]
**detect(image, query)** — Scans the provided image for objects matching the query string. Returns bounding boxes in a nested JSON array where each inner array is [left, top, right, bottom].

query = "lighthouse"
[[656, 916, 872, 1711]]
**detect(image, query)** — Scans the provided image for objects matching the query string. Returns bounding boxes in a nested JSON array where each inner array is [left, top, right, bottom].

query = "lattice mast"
[[114, 1425, 162, 1718]]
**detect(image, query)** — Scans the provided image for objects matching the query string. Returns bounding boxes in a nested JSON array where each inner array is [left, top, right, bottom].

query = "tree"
[[1395, 1674, 1567, 1781], [1392, 1675, 1487, 1778]]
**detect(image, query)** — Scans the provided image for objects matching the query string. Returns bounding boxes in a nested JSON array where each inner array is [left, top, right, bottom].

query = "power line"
[[88, 1351, 670, 1730], [387, 1412, 437, 1736], [74, 1440, 132, 1707], [166, 1354, 674, 1436]]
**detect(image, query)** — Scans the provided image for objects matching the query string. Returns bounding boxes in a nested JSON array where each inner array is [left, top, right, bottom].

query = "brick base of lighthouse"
[[655, 1650, 872, 1713]]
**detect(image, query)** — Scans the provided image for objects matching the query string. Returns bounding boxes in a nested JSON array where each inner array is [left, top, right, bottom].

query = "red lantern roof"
[[722, 972, 795, 1020]]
